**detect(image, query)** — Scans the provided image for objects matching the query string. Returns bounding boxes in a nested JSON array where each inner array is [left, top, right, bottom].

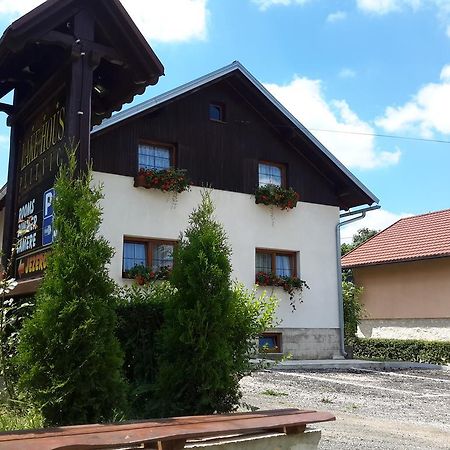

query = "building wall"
[[0, 207, 4, 253], [354, 258, 450, 340], [358, 318, 450, 341], [94, 172, 341, 357], [354, 258, 450, 319]]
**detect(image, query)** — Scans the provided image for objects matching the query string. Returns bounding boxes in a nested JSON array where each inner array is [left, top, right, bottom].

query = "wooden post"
[[65, 8, 95, 173]]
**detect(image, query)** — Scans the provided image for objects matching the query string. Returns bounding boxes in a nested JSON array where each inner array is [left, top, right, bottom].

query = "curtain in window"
[[258, 163, 282, 187], [152, 244, 174, 270], [138, 145, 170, 170], [276, 255, 292, 277], [256, 252, 272, 273], [123, 242, 146, 271]]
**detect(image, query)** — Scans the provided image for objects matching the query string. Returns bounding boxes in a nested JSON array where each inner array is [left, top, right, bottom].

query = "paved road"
[[240, 368, 450, 449]]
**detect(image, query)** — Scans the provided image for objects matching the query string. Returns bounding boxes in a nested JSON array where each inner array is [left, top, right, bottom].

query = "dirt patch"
[[240, 368, 450, 449]]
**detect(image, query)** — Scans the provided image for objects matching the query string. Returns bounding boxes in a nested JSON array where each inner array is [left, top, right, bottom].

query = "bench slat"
[[0, 409, 335, 450]]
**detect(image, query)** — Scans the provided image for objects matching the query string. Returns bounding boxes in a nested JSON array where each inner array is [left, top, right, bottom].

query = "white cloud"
[[338, 68, 357, 78], [357, 0, 450, 37], [251, 0, 311, 11], [327, 10, 348, 22], [0, 0, 209, 43], [376, 64, 450, 137], [340, 208, 413, 244], [356, 0, 422, 15], [264, 76, 401, 170]]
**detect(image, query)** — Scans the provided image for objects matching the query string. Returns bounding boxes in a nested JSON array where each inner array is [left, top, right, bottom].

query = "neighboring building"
[[342, 209, 450, 341], [88, 62, 378, 359]]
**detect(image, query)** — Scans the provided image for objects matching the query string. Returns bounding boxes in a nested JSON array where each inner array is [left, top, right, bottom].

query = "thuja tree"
[[17, 150, 127, 426], [153, 191, 276, 417]]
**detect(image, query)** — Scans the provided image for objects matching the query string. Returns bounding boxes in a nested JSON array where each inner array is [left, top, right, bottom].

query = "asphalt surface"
[[240, 368, 450, 449]]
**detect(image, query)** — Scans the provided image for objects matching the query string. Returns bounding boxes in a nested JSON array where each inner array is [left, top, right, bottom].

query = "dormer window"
[[209, 103, 225, 122], [258, 162, 285, 187]]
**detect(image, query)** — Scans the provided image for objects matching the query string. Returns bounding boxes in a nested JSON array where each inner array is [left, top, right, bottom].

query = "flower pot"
[[134, 173, 146, 187]]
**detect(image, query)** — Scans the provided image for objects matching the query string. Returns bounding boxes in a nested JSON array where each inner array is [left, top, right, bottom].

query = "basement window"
[[259, 333, 282, 353]]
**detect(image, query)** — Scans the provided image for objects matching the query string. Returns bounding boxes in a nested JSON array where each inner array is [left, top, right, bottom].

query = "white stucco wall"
[[93, 171, 340, 330]]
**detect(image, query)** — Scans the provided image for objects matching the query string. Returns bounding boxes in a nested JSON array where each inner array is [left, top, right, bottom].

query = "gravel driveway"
[[240, 368, 450, 450]]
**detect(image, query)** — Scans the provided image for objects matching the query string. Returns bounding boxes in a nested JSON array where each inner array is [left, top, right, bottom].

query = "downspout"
[[336, 204, 381, 358]]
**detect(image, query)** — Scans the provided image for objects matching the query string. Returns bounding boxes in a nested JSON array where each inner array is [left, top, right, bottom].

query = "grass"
[[0, 404, 44, 432], [261, 389, 288, 397]]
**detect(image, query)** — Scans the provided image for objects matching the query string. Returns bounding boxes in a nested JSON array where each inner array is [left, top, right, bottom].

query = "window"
[[255, 249, 297, 277], [258, 162, 285, 187], [259, 333, 282, 353], [123, 238, 176, 275], [209, 103, 225, 122], [138, 143, 173, 170]]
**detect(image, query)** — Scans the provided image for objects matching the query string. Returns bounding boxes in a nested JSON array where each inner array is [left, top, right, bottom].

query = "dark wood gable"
[[91, 74, 348, 208]]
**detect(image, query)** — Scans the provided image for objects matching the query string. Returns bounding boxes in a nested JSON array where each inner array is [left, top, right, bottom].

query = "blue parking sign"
[[42, 188, 55, 246]]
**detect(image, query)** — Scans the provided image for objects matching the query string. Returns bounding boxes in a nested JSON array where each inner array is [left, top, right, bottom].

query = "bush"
[[152, 191, 277, 417], [16, 150, 127, 426], [352, 338, 450, 365], [115, 283, 174, 419], [342, 278, 364, 343]]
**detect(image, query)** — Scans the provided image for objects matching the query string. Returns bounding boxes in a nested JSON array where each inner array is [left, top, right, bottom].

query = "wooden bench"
[[0, 408, 335, 450]]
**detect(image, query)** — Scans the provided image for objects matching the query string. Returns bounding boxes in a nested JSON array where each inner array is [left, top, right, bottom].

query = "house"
[[0, 0, 379, 360], [342, 209, 450, 341], [87, 62, 378, 359]]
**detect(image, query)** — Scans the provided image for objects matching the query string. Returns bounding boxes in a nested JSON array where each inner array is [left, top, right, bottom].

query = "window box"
[[254, 184, 299, 210], [134, 167, 191, 193]]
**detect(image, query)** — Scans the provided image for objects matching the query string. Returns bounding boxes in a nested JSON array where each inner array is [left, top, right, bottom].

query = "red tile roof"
[[341, 209, 450, 268]]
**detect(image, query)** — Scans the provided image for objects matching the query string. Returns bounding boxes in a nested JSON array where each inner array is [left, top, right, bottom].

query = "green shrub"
[[115, 283, 175, 419], [153, 191, 277, 417], [16, 150, 127, 426], [342, 278, 364, 343], [352, 338, 450, 365]]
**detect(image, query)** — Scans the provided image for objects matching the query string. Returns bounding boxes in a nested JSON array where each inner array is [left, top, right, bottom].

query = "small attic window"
[[209, 103, 225, 122]]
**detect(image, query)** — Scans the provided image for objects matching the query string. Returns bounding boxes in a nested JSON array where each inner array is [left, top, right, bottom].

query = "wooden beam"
[[38, 31, 123, 66], [0, 102, 14, 115]]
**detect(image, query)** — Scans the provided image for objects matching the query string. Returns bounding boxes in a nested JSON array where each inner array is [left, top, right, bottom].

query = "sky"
[[0, 0, 449, 241]]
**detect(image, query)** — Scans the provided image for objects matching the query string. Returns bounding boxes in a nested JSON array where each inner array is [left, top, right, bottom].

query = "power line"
[[310, 128, 450, 144]]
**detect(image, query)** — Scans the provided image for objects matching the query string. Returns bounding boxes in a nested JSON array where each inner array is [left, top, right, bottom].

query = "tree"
[[153, 191, 276, 417], [341, 227, 378, 256], [17, 149, 127, 426]]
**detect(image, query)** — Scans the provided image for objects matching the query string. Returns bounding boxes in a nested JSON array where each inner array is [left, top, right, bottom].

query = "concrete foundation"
[[274, 328, 341, 359], [358, 318, 450, 341], [188, 429, 321, 449]]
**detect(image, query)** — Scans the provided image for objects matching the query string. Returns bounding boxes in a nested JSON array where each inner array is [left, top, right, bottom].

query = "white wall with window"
[[94, 171, 340, 333]]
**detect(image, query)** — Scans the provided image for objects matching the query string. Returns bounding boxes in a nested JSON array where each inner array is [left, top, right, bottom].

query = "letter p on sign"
[[44, 188, 54, 219]]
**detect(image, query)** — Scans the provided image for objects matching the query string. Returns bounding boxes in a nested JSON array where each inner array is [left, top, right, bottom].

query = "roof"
[[92, 61, 378, 208], [342, 209, 450, 268], [0, 0, 164, 124]]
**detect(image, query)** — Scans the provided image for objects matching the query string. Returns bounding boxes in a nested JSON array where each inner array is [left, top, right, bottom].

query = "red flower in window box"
[[127, 264, 173, 284], [255, 271, 309, 311], [255, 185, 300, 210], [134, 168, 191, 194]]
